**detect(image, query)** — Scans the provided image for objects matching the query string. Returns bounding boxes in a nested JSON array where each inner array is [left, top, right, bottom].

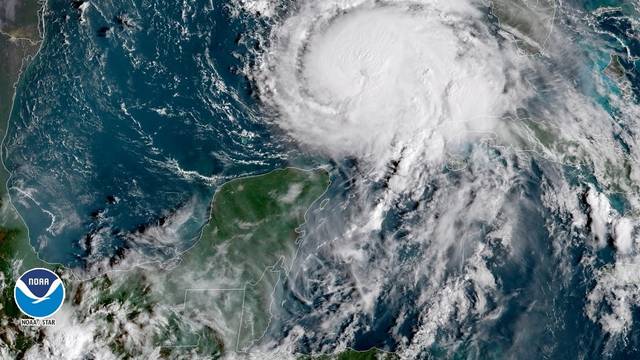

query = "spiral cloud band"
[[257, 0, 530, 164], [250, 0, 640, 356]]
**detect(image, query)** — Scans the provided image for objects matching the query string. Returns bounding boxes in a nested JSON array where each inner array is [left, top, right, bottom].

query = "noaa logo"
[[14, 268, 65, 319]]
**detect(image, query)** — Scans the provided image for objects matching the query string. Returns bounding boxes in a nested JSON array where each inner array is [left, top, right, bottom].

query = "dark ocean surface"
[[4, 0, 640, 358], [3, 0, 285, 266]]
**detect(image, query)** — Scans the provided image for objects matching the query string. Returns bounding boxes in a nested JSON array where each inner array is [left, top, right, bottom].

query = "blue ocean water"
[[5, 0, 640, 358], [264, 2, 640, 359], [3, 0, 284, 266]]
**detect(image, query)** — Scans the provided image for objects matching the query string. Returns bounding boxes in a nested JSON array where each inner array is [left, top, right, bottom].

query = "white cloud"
[[255, 0, 532, 166]]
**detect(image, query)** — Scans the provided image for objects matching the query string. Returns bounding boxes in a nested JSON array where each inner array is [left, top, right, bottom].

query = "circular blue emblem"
[[13, 268, 65, 319]]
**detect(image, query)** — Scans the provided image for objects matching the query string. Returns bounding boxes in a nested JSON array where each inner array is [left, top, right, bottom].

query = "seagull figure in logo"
[[15, 278, 62, 304]]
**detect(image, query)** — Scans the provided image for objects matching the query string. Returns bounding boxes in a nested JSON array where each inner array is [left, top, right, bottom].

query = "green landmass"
[[43, 167, 329, 358], [300, 348, 399, 360], [0, 1, 53, 355], [0, 17, 347, 353], [0, 4, 375, 357], [163, 167, 331, 352], [0, 166, 331, 357]]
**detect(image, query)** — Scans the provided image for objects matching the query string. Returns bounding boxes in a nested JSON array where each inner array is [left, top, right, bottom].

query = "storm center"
[[264, 3, 514, 158]]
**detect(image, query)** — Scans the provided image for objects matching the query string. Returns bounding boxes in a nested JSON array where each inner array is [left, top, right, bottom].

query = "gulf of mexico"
[[3, 0, 284, 267]]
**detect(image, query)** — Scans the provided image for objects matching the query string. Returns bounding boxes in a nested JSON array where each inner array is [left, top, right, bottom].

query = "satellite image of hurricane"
[[2, 0, 640, 359]]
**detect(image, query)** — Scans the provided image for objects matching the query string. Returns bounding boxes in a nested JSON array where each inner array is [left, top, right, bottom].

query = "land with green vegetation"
[[0, 0, 46, 271], [0, 4, 388, 357], [0, 0, 53, 355], [301, 348, 399, 360], [0, 0, 47, 311], [0, 165, 331, 357], [161, 167, 331, 354], [64, 168, 331, 358], [0, 0, 44, 261]]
